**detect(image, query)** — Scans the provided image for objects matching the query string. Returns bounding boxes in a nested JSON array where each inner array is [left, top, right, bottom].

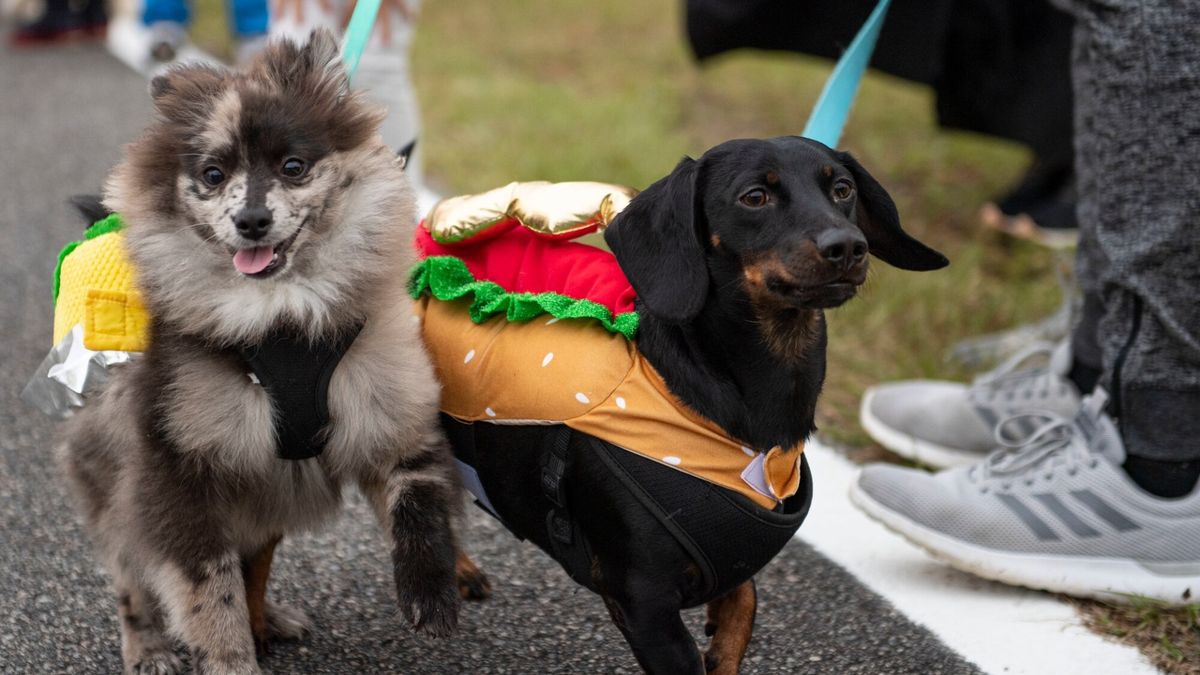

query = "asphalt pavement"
[[0, 42, 981, 674]]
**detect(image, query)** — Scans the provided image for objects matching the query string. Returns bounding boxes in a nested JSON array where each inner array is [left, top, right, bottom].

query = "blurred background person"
[[105, 0, 268, 75], [6, 0, 106, 46], [685, 0, 1078, 249]]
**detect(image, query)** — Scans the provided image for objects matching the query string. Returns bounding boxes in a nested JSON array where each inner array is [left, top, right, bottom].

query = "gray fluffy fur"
[[59, 29, 461, 674]]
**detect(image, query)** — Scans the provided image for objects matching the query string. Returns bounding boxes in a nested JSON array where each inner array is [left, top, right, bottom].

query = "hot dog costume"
[[413, 182, 811, 595], [37, 181, 812, 597]]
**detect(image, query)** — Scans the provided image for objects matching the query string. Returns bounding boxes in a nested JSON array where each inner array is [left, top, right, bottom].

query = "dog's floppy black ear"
[[837, 151, 949, 271], [604, 157, 708, 323]]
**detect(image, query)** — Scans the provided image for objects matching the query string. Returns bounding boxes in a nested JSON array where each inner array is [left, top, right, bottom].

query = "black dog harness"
[[449, 418, 812, 602], [239, 323, 363, 460]]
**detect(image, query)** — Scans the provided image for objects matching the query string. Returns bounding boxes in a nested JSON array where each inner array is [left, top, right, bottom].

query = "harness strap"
[[589, 436, 719, 598], [239, 322, 364, 460], [540, 426, 595, 587], [593, 437, 814, 601]]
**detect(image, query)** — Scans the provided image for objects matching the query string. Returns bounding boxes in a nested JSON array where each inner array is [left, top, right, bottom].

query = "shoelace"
[[972, 341, 1056, 389], [970, 410, 1095, 483]]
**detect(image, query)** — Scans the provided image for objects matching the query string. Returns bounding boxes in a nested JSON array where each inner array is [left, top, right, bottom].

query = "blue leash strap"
[[339, 0, 384, 80], [802, 0, 892, 148]]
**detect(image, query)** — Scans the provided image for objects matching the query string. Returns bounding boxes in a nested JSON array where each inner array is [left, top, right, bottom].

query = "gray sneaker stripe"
[[1032, 493, 1100, 537], [1070, 490, 1141, 532], [975, 405, 1000, 431], [996, 494, 1060, 541]]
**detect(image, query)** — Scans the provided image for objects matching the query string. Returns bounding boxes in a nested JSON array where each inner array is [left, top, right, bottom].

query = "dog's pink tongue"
[[233, 246, 274, 274]]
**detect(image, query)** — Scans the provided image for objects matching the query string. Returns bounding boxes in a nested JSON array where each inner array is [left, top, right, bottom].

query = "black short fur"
[[452, 136, 947, 674]]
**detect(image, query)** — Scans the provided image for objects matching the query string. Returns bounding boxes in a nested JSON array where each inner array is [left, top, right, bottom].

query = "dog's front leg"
[[702, 579, 757, 674], [601, 591, 704, 674], [111, 555, 183, 675], [147, 552, 260, 675], [361, 430, 461, 637]]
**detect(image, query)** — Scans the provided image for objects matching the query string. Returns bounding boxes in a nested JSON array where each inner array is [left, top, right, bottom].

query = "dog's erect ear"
[[299, 28, 350, 98], [148, 64, 227, 125], [837, 151, 949, 271], [256, 29, 349, 98], [604, 157, 709, 323]]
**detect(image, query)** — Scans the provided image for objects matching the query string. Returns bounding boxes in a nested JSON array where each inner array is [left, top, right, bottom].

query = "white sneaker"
[[860, 340, 1082, 468], [105, 15, 218, 78], [851, 389, 1200, 605]]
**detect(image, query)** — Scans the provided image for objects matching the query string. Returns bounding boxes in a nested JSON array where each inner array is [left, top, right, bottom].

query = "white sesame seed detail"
[[464, 349, 476, 364], [575, 392, 590, 404], [742, 446, 755, 457], [663, 456, 682, 466], [485, 407, 496, 417], [546, 317, 560, 325], [542, 352, 554, 367], [615, 396, 627, 410]]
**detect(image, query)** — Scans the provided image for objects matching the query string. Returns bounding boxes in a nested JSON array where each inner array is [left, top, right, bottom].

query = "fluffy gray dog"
[[59, 30, 461, 674]]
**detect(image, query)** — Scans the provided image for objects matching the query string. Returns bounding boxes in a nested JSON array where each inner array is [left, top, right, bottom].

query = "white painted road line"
[[797, 440, 1158, 675]]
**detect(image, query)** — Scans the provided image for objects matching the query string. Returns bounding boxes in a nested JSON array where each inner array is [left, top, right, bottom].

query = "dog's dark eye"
[[739, 188, 770, 208], [832, 180, 855, 201], [281, 157, 308, 178], [200, 166, 225, 187]]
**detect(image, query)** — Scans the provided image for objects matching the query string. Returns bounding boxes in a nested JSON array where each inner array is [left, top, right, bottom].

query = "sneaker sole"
[[859, 388, 986, 469], [981, 207, 1079, 250], [849, 478, 1200, 605]]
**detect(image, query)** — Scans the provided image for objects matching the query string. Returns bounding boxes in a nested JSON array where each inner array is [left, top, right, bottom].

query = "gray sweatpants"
[[1061, 0, 1200, 461]]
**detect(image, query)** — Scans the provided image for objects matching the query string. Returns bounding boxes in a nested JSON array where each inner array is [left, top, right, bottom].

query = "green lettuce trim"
[[409, 255, 639, 340], [53, 213, 125, 303]]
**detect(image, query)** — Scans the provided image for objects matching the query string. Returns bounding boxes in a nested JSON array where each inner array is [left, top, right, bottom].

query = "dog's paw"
[[703, 648, 742, 675], [190, 652, 262, 675], [265, 601, 312, 641], [704, 651, 736, 675], [455, 563, 492, 601], [127, 649, 184, 675], [398, 582, 460, 638]]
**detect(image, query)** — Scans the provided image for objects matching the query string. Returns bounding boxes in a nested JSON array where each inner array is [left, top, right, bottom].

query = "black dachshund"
[[446, 136, 947, 674]]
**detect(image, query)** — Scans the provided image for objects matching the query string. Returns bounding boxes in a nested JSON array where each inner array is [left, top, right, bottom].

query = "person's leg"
[[141, 0, 187, 28], [228, 0, 268, 63], [141, 0, 188, 63], [851, 0, 1200, 604], [351, 0, 424, 185], [1066, 0, 1200, 497]]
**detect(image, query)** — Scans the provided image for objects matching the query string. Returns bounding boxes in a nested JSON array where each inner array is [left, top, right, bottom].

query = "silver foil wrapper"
[[20, 324, 136, 419]]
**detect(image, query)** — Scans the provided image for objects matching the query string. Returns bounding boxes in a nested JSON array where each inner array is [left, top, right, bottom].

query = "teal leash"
[[339, 0, 383, 79], [801, 0, 892, 148]]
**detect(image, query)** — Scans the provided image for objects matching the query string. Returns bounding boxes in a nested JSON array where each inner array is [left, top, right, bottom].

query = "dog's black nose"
[[816, 229, 868, 268], [234, 207, 273, 240]]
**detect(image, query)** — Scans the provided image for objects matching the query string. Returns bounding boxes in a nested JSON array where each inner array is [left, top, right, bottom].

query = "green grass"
[[191, 0, 1196, 669], [1076, 597, 1200, 674]]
